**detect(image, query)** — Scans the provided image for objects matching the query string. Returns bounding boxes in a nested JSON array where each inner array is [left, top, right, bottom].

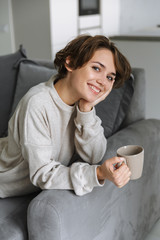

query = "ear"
[[65, 57, 73, 72]]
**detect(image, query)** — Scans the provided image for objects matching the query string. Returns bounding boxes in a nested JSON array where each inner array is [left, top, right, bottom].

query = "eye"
[[107, 75, 113, 81], [92, 66, 100, 72]]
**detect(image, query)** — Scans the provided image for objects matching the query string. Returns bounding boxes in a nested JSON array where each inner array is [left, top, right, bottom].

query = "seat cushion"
[[0, 192, 38, 240]]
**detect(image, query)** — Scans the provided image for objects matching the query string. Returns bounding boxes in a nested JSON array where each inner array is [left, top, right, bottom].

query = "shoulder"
[[12, 79, 56, 120], [22, 79, 55, 109]]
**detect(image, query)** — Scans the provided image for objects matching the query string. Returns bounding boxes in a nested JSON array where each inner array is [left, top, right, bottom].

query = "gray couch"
[[0, 48, 160, 240]]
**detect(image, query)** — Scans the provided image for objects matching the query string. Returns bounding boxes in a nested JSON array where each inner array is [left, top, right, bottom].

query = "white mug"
[[117, 145, 144, 180]]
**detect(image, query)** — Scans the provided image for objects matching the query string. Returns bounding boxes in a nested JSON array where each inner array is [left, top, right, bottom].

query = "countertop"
[[110, 26, 160, 41]]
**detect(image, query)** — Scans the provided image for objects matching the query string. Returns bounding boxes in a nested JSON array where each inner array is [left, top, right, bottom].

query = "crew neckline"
[[47, 76, 76, 112]]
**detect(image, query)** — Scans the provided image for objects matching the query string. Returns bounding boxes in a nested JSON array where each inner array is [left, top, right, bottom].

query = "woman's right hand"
[[96, 157, 131, 188]]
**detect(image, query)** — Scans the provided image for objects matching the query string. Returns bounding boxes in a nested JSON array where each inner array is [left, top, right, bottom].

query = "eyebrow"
[[92, 61, 116, 76]]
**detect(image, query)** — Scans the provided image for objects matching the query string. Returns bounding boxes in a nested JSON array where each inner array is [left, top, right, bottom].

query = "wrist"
[[78, 101, 93, 112], [96, 166, 105, 181], [79, 105, 92, 112]]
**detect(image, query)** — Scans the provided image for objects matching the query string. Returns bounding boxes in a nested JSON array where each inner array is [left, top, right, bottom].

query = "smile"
[[88, 84, 101, 94]]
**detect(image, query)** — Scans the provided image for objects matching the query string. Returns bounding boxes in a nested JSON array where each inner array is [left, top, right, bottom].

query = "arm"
[[22, 101, 103, 196], [74, 105, 107, 164], [74, 81, 114, 163]]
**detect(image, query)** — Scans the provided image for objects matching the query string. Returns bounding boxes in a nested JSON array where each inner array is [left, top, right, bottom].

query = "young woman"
[[0, 35, 131, 198]]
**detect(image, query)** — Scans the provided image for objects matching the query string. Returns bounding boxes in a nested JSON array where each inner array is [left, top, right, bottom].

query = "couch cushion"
[[10, 59, 57, 116], [0, 46, 27, 137], [95, 74, 134, 138], [122, 68, 146, 127], [0, 192, 38, 240]]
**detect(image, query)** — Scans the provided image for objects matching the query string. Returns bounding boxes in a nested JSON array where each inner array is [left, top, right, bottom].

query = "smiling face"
[[65, 48, 116, 104]]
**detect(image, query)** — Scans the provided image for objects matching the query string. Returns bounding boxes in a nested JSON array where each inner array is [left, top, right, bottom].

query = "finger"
[[108, 156, 126, 166], [114, 168, 131, 187], [106, 80, 115, 95], [106, 157, 126, 173], [115, 164, 131, 178], [117, 176, 131, 188], [97, 82, 114, 103], [93, 81, 115, 106], [114, 169, 131, 186], [103, 85, 113, 99], [94, 91, 109, 105]]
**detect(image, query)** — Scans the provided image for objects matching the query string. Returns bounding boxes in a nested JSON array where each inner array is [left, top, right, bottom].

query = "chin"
[[82, 91, 100, 103], [85, 96, 98, 103]]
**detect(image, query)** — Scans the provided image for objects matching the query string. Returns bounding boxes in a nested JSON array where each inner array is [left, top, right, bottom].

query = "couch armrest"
[[27, 119, 160, 240]]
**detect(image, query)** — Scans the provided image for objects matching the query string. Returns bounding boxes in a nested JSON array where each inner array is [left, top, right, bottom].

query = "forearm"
[[74, 106, 107, 163], [24, 144, 104, 196]]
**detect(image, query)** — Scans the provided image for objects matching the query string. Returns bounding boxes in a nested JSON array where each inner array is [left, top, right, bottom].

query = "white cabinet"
[[78, 14, 102, 35], [49, 0, 78, 59]]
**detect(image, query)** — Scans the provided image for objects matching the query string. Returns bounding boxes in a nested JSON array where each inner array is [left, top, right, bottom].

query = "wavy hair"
[[54, 35, 131, 88]]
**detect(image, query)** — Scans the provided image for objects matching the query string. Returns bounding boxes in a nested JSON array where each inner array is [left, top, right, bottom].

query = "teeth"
[[89, 85, 100, 93]]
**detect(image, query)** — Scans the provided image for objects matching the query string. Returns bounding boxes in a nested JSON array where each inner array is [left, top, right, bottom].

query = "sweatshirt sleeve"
[[21, 100, 104, 196], [74, 105, 107, 164]]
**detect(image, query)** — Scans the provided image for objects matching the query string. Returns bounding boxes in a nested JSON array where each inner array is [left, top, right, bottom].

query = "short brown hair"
[[54, 35, 131, 88]]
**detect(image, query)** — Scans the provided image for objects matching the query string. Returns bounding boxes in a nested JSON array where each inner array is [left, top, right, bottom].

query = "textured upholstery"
[[122, 68, 146, 127], [0, 57, 160, 240], [10, 59, 57, 116], [96, 73, 134, 138], [0, 193, 39, 240], [27, 119, 160, 240], [0, 46, 26, 137]]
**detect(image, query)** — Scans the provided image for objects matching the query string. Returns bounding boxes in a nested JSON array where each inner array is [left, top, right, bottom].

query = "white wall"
[[119, 0, 160, 33], [2, 0, 160, 56], [49, 0, 78, 59], [113, 40, 160, 119], [0, 0, 15, 55], [11, 0, 78, 60], [101, 0, 160, 36], [12, 0, 52, 59]]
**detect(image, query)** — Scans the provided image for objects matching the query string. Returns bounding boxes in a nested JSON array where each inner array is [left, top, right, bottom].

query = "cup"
[[117, 145, 144, 180]]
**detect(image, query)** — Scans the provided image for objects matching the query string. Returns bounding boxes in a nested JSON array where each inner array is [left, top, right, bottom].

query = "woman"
[[0, 35, 131, 198]]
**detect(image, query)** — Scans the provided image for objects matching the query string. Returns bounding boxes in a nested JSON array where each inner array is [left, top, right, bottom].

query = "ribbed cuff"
[[75, 105, 96, 125], [70, 163, 104, 196]]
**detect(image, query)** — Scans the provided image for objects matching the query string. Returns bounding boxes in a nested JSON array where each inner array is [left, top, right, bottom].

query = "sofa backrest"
[[122, 68, 146, 128], [0, 46, 27, 137], [35, 62, 146, 132], [7, 58, 145, 139]]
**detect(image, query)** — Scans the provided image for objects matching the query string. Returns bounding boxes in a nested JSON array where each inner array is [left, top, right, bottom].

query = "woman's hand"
[[78, 80, 115, 112], [97, 157, 131, 188]]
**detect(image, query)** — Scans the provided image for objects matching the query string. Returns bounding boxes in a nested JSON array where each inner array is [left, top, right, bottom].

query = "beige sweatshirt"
[[0, 76, 107, 198]]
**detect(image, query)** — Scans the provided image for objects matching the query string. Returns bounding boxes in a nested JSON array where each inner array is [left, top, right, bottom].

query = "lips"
[[88, 84, 101, 94]]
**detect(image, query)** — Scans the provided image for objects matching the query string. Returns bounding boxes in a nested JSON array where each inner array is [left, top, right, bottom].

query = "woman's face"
[[67, 48, 116, 104]]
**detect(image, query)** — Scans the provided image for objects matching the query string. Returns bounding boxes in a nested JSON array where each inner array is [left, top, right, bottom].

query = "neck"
[[54, 78, 78, 106]]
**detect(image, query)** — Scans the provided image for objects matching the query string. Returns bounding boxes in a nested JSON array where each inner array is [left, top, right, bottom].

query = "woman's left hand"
[[79, 80, 115, 112]]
